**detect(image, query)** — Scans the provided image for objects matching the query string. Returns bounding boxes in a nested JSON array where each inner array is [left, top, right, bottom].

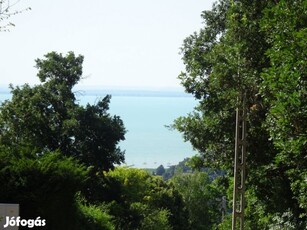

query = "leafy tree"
[[175, 0, 273, 171], [260, 0, 307, 221], [103, 167, 189, 230], [0, 51, 126, 171], [0, 51, 127, 229], [171, 172, 225, 230], [174, 0, 306, 228], [156, 164, 166, 176]]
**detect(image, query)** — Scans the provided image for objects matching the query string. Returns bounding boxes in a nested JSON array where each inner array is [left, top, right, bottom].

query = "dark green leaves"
[[175, 0, 306, 227], [35, 51, 84, 89], [0, 51, 126, 171]]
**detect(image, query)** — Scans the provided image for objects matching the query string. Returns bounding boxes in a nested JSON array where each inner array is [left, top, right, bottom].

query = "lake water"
[[0, 89, 197, 168]]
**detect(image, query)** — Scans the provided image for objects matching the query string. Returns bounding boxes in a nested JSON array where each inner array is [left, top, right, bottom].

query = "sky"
[[1, 0, 215, 89]]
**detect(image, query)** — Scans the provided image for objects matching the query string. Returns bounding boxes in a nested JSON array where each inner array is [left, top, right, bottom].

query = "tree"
[[0, 51, 128, 229], [0, 51, 126, 171], [103, 167, 189, 230], [174, 0, 306, 228], [260, 0, 307, 221], [171, 172, 224, 230], [156, 164, 165, 176]]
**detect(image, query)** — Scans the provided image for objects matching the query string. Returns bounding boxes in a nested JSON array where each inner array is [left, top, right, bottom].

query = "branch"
[[0, 0, 31, 31]]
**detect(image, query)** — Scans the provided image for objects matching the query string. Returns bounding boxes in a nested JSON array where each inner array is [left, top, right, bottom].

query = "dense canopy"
[[174, 0, 306, 228], [0, 52, 126, 171]]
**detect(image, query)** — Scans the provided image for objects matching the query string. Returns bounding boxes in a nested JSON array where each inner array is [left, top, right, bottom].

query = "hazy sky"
[[1, 0, 215, 89]]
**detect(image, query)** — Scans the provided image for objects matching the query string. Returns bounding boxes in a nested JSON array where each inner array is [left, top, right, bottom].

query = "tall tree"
[[174, 0, 306, 228], [260, 0, 307, 223], [175, 0, 272, 171], [0, 51, 126, 171]]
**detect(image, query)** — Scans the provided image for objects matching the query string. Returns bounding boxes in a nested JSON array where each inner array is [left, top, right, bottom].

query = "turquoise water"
[[0, 90, 197, 168]]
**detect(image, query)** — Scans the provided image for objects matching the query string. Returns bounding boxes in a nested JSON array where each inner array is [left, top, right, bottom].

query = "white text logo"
[[3, 216, 46, 228]]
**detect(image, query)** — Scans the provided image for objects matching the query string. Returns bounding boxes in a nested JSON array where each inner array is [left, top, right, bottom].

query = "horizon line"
[[0, 85, 194, 98]]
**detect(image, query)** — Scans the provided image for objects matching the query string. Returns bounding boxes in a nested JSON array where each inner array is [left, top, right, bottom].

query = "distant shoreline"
[[74, 89, 192, 98], [0, 86, 193, 98]]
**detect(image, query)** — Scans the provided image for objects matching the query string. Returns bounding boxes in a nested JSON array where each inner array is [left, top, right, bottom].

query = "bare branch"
[[0, 0, 31, 31]]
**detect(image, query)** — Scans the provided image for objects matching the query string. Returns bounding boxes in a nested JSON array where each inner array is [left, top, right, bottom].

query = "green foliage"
[[162, 158, 192, 180], [175, 0, 307, 228], [103, 167, 189, 230], [76, 195, 115, 230], [260, 1, 307, 223], [0, 149, 88, 229], [139, 209, 171, 230], [0, 51, 127, 229], [0, 0, 305, 228], [35, 51, 83, 88], [175, 0, 272, 171], [171, 172, 227, 230], [216, 214, 232, 230], [185, 155, 204, 171], [129, 202, 172, 230], [268, 209, 300, 230], [0, 51, 126, 171], [105, 167, 149, 203]]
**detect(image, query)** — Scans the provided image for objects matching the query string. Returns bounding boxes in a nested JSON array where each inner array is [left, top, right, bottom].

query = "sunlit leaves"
[[175, 0, 306, 227], [103, 167, 188, 229]]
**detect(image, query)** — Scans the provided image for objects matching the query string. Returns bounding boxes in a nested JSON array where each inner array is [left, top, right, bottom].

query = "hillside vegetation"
[[0, 0, 306, 229]]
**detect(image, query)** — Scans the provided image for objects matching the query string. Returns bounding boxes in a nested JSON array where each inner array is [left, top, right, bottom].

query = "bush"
[[103, 167, 188, 230], [76, 195, 115, 230], [0, 150, 88, 229]]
